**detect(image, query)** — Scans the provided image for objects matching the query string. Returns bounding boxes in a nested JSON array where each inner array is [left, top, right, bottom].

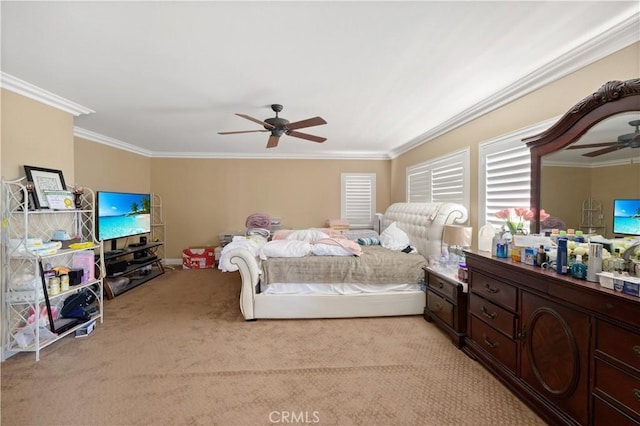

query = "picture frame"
[[23, 165, 67, 209]]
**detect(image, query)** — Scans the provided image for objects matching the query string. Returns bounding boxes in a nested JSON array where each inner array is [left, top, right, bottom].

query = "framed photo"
[[23, 165, 67, 209]]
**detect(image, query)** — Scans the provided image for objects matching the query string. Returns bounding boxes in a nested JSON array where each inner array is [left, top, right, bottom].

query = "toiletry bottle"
[[491, 233, 500, 257], [571, 254, 587, 280], [556, 237, 568, 275], [574, 230, 585, 243], [536, 245, 547, 267]]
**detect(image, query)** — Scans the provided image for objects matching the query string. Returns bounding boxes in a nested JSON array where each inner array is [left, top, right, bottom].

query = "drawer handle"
[[634, 388, 640, 402], [484, 283, 500, 294], [481, 306, 497, 320], [634, 345, 640, 358], [435, 301, 443, 311], [482, 333, 499, 349], [438, 282, 444, 289]]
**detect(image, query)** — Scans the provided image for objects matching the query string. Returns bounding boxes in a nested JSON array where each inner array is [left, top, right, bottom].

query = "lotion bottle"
[[571, 254, 587, 280]]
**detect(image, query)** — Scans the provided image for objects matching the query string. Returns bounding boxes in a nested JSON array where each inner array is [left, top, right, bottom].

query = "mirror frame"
[[523, 78, 640, 233]]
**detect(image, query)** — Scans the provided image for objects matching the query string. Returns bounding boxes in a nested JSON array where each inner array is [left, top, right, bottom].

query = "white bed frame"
[[220, 202, 468, 320]]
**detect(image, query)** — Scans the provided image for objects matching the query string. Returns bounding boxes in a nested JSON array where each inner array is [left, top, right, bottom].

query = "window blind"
[[341, 173, 376, 228], [407, 150, 469, 206]]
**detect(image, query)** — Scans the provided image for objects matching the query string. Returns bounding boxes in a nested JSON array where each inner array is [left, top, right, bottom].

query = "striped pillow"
[[357, 237, 381, 246]]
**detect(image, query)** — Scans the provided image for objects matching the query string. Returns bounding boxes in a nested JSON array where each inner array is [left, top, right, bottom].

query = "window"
[[478, 118, 557, 230], [341, 173, 376, 229], [406, 149, 470, 206]]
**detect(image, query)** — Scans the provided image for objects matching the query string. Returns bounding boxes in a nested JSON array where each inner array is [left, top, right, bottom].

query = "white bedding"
[[260, 282, 420, 295]]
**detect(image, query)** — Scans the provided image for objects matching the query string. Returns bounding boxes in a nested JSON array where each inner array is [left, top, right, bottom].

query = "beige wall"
[[74, 138, 151, 192], [543, 163, 640, 237], [150, 158, 390, 255], [391, 42, 640, 241], [1, 89, 76, 183]]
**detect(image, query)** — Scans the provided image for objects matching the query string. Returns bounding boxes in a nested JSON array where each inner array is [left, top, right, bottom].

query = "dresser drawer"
[[427, 290, 454, 327], [427, 272, 457, 300], [594, 359, 640, 419], [593, 395, 640, 426], [596, 321, 640, 374], [469, 315, 517, 374], [469, 293, 516, 338], [470, 272, 517, 311]]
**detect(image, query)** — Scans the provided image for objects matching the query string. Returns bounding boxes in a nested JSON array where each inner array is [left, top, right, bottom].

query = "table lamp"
[[442, 224, 473, 260]]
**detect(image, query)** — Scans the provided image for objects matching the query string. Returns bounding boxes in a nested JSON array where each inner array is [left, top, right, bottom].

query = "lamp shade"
[[443, 224, 473, 247]]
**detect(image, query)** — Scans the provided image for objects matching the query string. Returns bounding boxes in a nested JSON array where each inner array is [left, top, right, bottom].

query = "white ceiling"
[[2, 1, 639, 159]]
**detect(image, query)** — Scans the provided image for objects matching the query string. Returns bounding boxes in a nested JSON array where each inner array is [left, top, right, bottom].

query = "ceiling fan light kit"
[[218, 104, 327, 148]]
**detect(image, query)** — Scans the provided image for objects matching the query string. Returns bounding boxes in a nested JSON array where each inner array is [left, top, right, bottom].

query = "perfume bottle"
[[571, 254, 587, 280]]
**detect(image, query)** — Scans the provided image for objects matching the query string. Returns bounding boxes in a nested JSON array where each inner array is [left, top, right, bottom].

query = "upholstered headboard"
[[381, 202, 468, 260]]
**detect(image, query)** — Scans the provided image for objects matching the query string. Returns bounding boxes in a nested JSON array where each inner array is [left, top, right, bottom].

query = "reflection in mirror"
[[541, 112, 640, 238]]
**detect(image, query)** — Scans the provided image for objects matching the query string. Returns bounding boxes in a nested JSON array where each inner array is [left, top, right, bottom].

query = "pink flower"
[[539, 209, 550, 222], [494, 208, 511, 220], [495, 207, 552, 234]]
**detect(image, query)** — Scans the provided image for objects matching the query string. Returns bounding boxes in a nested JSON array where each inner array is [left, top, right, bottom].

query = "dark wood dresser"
[[464, 251, 640, 426]]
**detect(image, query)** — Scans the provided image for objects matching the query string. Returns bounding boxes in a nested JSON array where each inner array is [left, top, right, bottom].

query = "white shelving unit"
[[151, 193, 166, 264], [580, 197, 604, 233], [1, 178, 104, 361]]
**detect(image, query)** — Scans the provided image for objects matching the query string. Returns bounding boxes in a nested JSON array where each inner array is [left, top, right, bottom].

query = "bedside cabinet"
[[423, 267, 468, 348]]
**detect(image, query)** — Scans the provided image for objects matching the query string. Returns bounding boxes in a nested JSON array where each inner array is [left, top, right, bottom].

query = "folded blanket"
[[246, 213, 271, 230], [313, 238, 362, 256]]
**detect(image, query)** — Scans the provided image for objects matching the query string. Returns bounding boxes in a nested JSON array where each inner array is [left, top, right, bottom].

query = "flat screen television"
[[612, 199, 640, 236], [96, 191, 151, 251]]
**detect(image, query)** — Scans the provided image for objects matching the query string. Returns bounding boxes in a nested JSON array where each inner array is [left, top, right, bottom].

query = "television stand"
[[102, 242, 164, 299]]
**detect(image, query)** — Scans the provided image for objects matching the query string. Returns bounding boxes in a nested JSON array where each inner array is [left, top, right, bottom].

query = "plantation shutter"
[[484, 144, 531, 230], [406, 150, 469, 206], [341, 173, 376, 228]]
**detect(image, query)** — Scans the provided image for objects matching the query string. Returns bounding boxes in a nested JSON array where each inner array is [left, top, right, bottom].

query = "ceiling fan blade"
[[582, 145, 627, 157], [236, 113, 274, 129], [566, 141, 620, 149], [285, 116, 327, 131], [287, 130, 326, 143], [266, 135, 280, 149], [218, 130, 269, 135]]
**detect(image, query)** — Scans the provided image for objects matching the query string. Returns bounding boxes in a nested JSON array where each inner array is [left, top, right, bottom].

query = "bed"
[[218, 202, 468, 320]]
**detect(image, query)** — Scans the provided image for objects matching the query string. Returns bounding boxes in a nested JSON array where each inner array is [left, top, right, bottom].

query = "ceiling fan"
[[218, 104, 327, 149], [567, 119, 640, 157]]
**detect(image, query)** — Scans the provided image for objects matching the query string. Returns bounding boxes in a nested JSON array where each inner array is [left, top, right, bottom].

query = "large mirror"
[[525, 79, 640, 235]]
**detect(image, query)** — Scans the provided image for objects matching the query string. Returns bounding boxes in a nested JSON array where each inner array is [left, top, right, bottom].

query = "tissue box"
[[597, 272, 615, 290], [613, 276, 640, 297]]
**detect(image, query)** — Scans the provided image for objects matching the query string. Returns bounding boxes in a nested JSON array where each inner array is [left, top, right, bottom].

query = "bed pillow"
[[259, 240, 312, 260], [271, 229, 293, 240], [285, 229, 329, 243], [379, 222, 410, 251]]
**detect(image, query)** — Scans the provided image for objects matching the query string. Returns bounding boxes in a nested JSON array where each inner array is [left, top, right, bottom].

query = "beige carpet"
[[1, 268, 545, 426]]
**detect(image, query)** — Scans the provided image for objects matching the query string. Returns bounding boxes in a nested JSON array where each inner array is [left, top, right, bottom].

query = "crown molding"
[[148, 150, 391, 160], [74, 127, 153, 157], [389, 11, 640, 159], [543, 156, 640, 169], [1, 72, 95, 116], [75, 126, 390, 160]]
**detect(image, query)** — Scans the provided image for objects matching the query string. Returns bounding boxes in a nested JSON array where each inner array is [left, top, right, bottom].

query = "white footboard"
[[220, 247, 261, 320]]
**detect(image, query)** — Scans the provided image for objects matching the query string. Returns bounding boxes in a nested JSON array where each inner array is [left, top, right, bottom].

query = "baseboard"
[[165, 258, 183, 266]]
